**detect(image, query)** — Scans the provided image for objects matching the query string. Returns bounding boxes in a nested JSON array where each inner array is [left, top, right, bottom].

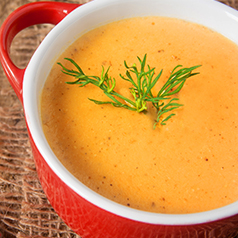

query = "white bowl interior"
[[23, 0, 238, 225]]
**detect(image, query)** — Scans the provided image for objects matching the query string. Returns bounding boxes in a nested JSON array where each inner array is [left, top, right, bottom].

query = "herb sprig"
[[57, 54, 200, 128]]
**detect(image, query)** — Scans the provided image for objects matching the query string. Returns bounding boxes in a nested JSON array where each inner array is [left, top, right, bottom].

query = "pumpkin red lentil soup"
[[40, 16, 238, 214]]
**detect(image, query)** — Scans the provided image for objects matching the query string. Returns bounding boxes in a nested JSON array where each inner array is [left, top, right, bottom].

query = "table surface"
[[0, 0, 238, 237]]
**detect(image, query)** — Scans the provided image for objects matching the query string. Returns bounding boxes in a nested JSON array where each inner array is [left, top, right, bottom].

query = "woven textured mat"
[[0, 0, 238, 237]]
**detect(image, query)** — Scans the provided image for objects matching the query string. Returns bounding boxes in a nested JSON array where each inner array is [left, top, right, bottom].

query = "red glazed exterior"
[[1, 1, 238, 237], [0, 1, 79, 102]]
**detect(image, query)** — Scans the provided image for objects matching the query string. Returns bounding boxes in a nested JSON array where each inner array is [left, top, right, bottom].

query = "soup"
[[41, 16, 238, 214]]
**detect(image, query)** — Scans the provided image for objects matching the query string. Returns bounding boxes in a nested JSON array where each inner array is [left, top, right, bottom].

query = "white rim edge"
[[23, 0, 238, 225]]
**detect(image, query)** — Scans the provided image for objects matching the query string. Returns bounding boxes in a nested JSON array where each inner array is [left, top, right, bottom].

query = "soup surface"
[[41, 17, 238, 214]]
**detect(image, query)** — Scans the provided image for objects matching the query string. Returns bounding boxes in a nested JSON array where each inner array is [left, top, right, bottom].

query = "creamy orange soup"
[[41, 17, 238, 214]]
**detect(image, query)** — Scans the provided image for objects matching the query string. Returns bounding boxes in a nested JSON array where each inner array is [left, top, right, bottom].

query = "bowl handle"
[[0, 2, 81, 103]]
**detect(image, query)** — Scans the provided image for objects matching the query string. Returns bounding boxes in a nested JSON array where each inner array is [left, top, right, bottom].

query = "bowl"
[[1, 0, 238, 237]]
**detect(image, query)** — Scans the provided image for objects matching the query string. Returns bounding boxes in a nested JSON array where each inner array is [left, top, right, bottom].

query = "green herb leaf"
[[57, 55, 201, 128]]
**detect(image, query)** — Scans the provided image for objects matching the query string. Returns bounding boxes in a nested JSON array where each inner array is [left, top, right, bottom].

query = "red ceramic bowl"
[[1, 0, 238, 237]]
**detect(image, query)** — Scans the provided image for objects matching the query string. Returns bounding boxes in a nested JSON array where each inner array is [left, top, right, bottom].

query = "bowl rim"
[[23, 0, 238, 225]]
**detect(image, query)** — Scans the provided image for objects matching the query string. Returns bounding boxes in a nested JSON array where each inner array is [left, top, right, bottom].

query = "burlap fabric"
[[0, 0, 238, 237]]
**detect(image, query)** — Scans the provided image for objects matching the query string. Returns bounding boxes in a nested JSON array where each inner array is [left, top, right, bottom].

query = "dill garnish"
[[57, 54, 200, 128]]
